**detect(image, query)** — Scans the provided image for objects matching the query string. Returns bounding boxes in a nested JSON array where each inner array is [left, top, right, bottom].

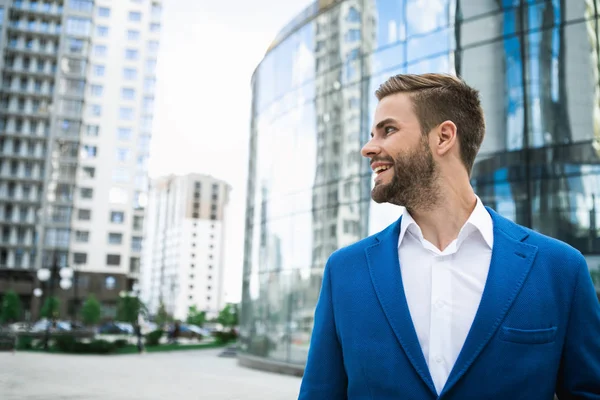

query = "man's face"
[[361, 93, 440, 210]]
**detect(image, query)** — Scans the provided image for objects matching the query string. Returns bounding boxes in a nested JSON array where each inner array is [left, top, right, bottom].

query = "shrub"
[[113, 339, 129, 348], [213, 329, 238, 344], [54, 335, 77, 352], [16, 335, 34, 350], [88, 339, 115, 354], [145, 329, 163, 346]]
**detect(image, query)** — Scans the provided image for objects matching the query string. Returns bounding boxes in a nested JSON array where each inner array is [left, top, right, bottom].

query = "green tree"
[[117, 294, 146, 324], [186, 305, 206, 327], [81, 295, 102, 326], [0, 290, 22, 323], [155, 301, 172, 326], [217, 303, 239, 328], [41, 296, 60, 319]]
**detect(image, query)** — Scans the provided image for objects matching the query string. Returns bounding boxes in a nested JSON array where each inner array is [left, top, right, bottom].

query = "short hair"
[[375, 73, 485, 175]]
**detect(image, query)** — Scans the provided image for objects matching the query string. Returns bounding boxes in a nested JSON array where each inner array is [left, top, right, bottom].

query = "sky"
[[148, 0, 314, 303]]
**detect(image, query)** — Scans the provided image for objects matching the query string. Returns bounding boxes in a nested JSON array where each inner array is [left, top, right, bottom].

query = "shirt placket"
[[429, 255, 453, 394]]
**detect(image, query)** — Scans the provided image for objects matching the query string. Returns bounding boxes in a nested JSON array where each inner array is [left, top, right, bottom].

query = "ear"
[[434, 120, 458, 156]]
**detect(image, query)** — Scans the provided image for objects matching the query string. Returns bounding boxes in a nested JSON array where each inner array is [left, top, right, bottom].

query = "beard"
[[371, 137, 440, 211]]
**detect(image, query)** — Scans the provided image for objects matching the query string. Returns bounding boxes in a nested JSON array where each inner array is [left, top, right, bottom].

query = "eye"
[[384, 126, 397, 135]]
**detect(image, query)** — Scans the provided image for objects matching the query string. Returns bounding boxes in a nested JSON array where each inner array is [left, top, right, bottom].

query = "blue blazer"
[[298, 208, 600, 399]]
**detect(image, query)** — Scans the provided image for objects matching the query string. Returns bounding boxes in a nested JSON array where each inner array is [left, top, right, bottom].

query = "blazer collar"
[[369, 206, 537, 396]]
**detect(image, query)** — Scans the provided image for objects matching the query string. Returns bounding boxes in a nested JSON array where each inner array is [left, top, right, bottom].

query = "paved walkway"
[[0, 349, 301, 400]]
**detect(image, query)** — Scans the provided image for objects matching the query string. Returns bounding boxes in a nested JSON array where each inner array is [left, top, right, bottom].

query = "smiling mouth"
[[373, 165, 393, 175]]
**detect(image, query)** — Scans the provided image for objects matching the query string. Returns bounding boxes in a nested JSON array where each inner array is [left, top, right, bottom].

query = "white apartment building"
[[141, 174, 231, 321], [0, 0, 162, 320]]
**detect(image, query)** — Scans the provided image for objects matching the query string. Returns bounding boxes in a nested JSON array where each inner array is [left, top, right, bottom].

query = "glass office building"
[[240, 0, 600, 371]]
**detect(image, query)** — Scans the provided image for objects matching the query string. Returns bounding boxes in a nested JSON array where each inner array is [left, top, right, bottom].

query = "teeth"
[[374, 165, 391, 173]]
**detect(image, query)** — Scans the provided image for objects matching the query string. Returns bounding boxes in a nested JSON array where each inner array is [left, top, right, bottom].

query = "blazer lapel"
[[440, 208, 539, 396], [365, 217, 437, 397]]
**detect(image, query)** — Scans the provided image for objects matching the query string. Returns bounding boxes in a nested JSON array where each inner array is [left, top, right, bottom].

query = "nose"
[[361, 139, 380, 158]]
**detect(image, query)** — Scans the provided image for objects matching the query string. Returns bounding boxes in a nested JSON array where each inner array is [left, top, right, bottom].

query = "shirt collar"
[[398, 196, 494, 250]]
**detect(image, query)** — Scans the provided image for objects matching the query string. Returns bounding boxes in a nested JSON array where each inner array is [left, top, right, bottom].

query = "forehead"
[[373, 93, 418, 127]]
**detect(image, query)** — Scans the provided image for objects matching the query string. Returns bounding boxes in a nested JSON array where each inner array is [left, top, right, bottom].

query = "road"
[[0, 349, 301, 400]]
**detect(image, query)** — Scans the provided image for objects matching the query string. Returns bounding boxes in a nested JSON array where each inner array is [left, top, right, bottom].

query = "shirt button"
[[435, 357, 443, 364]]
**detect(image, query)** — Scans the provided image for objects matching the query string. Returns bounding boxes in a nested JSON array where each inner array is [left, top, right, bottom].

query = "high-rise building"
[[240, 0, 600, 374], [140, 174, 231, 321], [0, 0, 162, 321]]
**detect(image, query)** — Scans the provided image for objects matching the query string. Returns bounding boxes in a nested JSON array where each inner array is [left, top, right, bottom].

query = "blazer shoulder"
[[518, 225, 587, 282], [328, 233, 378, 265]]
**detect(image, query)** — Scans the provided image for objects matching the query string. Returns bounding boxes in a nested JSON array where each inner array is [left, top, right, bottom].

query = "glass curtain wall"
[[241, 0, 600, 367]]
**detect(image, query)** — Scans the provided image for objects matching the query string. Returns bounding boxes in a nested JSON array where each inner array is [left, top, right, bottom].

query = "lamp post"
[[36, 255, 73, 351]]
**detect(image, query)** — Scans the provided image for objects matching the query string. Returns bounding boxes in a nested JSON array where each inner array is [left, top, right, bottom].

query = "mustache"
[[370, 157, 395, 165]]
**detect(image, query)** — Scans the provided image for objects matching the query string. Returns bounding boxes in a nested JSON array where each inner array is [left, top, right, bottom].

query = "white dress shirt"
[[398, 198, 494, 394]]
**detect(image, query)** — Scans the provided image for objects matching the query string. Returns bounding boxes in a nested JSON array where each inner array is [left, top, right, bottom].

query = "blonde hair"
[[376, 73, 485, 174]]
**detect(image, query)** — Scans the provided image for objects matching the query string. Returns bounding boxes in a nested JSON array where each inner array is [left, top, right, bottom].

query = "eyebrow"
[[370, 118, 398, 138]]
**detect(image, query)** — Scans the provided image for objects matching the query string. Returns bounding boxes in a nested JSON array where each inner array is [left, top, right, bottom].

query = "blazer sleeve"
[[556, 254, 600, 399], [298, 258, 348, 400]]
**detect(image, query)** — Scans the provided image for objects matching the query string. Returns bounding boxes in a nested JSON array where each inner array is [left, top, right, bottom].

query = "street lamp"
[[36, 255, 73, 351]]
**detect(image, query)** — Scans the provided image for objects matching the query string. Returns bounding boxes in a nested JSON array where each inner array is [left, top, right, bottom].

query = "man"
[[298, 73, 600, 399]]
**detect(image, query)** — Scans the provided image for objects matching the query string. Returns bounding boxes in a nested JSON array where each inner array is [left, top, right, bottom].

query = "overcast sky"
[[148, 0, 313, 303]]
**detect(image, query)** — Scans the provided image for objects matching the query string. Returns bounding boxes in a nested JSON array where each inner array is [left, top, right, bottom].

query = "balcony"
[[1, 106, 51, 120], [7, 21, 61, 37], [11, 2, 64, 19], [3, 65, 57, 79], [5, 43, 59, 60], [1, 85, 54, 100]]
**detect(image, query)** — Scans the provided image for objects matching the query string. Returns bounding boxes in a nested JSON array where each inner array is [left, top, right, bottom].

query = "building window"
[[69, 0, 93, 12], [131, 236, 142, 252], [93, 44, 107, 57], [90, 84, 103, 97], [130, 257, 140, 273], [73, 253, 87, 264], [98, 7, 110, 17], [144, 77, 156, 92], [147, 40, 159, 54], [110, 211, 125, 223], [88, 104, 102, 116], [121, 88, 135, 100], [143, 96, 154, 113], [80, 187, 93, 199], [133, 216, 144, 230], [118, 127, 132, 141], [96, 25, 109, 37], [93, 65, 105, 77], [123, 68, 137, 80], [75, 230, 89, 243], [82, 166, 95, 178], [66, 17, 92, 37], [108, 233, 123, 244], [125, 49, 139, 60], [151, 3, 162, 18], [106, 254, 121, 266], [81, 145, 97, 159], [127, 30, 140, 40], [128, 11, 142, 22], [149, 23, 160, 32], [78, 209, 91, 220], [116, 148, 130, 162], [86, 125, 99, 136], [146, 59, 156, 74], [119, 107, 134, 120]]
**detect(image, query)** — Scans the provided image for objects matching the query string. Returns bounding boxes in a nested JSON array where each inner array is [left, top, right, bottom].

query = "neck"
[[407, 177, 477, 251]]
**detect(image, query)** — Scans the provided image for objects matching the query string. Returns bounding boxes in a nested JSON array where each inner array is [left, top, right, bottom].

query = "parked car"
[[97, 322, 134, 335], [30, 319, 71, 332]]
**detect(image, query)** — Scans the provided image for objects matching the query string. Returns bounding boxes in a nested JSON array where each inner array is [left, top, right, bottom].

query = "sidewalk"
[[0, 349, 301, 400]]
